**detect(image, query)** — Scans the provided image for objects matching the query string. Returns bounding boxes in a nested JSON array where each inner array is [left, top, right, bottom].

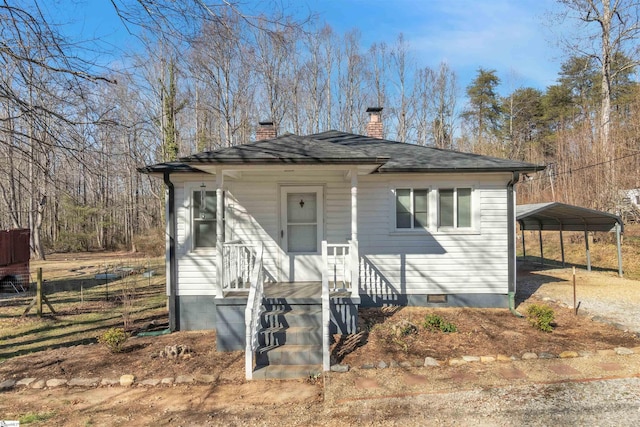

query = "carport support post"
[[584, 226, 591, 272], [616, 222, 623, 277], [36, 267, 42, 316], [538, 228, 544, 267], [521, 228, 526, 259], [559, 225, 565, 267]]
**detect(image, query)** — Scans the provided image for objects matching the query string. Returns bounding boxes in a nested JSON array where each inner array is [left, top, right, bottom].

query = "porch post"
[[216, 168, 224, 296], [350, 167, 359, 298]]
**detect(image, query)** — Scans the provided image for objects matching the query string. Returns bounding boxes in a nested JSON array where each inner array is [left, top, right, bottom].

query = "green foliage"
[[98, 327, 129, 353], [527, 304, 555, 333], [20, 412, 54, 424], [423, 314, 457, 333]]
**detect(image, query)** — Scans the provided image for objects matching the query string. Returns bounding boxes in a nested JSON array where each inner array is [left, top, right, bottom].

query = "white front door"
[[280, 186, 324, 282]]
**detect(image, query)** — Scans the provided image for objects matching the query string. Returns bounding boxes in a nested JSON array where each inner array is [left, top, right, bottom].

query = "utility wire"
[[526, 150, 640, 182]]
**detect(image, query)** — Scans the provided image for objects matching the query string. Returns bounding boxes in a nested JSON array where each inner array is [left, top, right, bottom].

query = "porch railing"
[[222, 240, 254, 292], [322, 240, 359, 298], [244, 244, 264, 380]]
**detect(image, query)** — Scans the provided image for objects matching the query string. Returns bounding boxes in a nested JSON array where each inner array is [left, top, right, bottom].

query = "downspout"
[[507, 172, 524, 318], [164, 172, 179, 331]]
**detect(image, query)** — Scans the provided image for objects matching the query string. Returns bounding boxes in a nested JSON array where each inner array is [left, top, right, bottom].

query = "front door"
[[280, 186, 324, 282]]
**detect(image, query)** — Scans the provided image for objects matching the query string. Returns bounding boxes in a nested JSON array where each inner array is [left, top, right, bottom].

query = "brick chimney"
[[366, 107, 383, 139], [256, 121, 277, 140]]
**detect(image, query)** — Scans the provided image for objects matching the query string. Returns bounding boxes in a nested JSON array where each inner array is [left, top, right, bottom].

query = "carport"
[[516, 202, 624, 277]]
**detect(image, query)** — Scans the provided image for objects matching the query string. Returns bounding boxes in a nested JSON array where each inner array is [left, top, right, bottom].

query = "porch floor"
[[225, 282, 352, 299]]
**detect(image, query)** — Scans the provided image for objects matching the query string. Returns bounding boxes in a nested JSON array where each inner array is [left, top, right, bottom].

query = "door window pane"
[[288, 224, 317, 252], [457, 188, 472, 227], [287, 193, 316, 223], [439, 189, 454, 227]]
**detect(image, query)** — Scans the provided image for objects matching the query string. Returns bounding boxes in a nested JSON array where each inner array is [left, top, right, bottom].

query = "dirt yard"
[[1, 257, 640, 425]]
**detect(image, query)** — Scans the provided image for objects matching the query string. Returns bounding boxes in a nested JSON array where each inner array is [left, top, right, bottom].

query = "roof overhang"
[[516, 202, 623, 233]]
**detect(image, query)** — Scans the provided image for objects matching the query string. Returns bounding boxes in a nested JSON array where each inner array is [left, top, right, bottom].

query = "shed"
[[516, 202, 623, 276]]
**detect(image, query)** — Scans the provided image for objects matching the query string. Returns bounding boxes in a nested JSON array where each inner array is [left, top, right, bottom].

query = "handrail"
[[244, 244, 264, 380], [324, 242, 350, 291], [321, 241, 330, 371], [223, 241, 254, 292]]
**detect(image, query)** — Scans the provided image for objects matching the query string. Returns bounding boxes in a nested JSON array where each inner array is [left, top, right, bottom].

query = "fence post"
[[36, 267, 43, 316]]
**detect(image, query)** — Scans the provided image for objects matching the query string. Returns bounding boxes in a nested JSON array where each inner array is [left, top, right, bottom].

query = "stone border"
[[2, 346, 640, 390], [330, 346, 640, 373]]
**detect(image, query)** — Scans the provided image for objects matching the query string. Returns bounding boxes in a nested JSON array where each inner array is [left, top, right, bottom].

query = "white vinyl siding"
[[360, 174, 510, 299]]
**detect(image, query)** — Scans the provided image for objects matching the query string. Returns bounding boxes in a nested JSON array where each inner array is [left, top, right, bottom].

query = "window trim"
[[393, 187, 431, 231]]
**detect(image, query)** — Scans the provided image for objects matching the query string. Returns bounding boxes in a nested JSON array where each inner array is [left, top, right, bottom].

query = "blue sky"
[[46, 0, 564, 94]]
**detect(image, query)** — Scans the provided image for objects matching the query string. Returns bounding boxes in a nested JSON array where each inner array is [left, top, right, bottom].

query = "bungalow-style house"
[[139, 108, 544, 379]]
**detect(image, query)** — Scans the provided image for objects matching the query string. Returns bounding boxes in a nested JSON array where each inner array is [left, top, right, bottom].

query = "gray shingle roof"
[[517, 202, 623, 232], [140, 130, 545, 174]]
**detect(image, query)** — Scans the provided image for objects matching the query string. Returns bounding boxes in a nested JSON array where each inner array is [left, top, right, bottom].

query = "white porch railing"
[[320, 239, 359, 371], [244, 244, 264, 380], [222, 240, 254, 292], [322, 240, 359, 298]]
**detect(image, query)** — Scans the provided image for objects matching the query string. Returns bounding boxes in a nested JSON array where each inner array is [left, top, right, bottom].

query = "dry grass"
[[517, 223, 640, 280], [0, 252, 166, 362]]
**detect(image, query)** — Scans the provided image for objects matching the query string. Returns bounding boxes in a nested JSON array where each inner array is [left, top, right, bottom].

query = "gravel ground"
[[517, 263, 640, 334]]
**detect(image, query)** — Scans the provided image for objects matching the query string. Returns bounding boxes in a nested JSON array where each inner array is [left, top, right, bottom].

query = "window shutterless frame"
[[395, 188, 429, 230], [438, 187, 472, 229]]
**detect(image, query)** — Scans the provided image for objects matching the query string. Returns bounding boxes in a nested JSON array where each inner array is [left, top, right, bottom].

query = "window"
[[438, 188, 472, 228], [395, 188, 429, 229], [192, 189, 216, 248]]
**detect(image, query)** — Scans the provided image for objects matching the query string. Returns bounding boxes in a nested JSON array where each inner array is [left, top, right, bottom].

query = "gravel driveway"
[[517, 262, 640, 334]]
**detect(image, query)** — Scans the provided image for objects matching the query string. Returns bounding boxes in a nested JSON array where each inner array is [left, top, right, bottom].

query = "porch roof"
[[139, 130, 544, 175]]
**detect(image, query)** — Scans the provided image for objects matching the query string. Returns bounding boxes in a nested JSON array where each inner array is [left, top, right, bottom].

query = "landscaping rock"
[[46, 378, 68, 388], [522, 352, 538, 360], [389, 360, 400, 368], [161, 377, 174, 385], [496, 354, 511, 362], [462, 355, 480, 362], [539, 352, 557, 359], [16, 378, 36, 387], [140, 379, 160, 386], [480, 356, 496, 363], [399, 361, 413, 368], [31, 379, 46, 389], [377, 361, 388, 369], [412, 359, 423, 367], [360, 363, 375, 370], [195, 374, 216, 383], [175, 375, 194, 384], [120, 374, 135, 387], [615, 347, 634, 355], [69, 377, 100, 387], [101, 378, 119, 386], [578, 351, 594, 357], [423, 357, 440, 367], [559, 351, 579, 358], [597, 349, 616, 357], [448, 358, 466, 366], [0, 379, 16, 391], [330, 364, 349, 373]]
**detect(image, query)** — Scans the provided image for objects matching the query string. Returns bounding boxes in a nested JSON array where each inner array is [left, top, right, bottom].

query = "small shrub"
[[527, 304, 555, 332], [423, 314, 457, 333], [98, 328, 129, 353]]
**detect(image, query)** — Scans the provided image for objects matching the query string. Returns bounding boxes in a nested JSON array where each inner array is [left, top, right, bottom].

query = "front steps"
[[253, 299, 323, 380]]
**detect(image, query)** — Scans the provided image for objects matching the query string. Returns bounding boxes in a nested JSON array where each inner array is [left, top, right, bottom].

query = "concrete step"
[[256, 344, 323, 366], [252, 364, 322, 380], [260, 309, 323, 328], [259, 326, 322, 347]]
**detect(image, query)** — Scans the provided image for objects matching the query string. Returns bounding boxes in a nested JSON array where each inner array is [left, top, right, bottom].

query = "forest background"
[[1, 0, 639, 259]]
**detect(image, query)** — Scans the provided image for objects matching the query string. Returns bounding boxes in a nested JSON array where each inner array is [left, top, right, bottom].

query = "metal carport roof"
[[516, 202, 623, 233], [516, 202, 623, 276]]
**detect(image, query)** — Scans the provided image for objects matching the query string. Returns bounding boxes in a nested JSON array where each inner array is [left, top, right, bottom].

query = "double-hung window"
[[395, 188, 429, 229], [192, 188, 217, 249], [438, 188, 472, 228]]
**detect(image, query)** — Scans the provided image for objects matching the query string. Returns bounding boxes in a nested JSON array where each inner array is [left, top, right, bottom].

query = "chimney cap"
[[259, 120, 274, 126], [366, 107, 383, 113]]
